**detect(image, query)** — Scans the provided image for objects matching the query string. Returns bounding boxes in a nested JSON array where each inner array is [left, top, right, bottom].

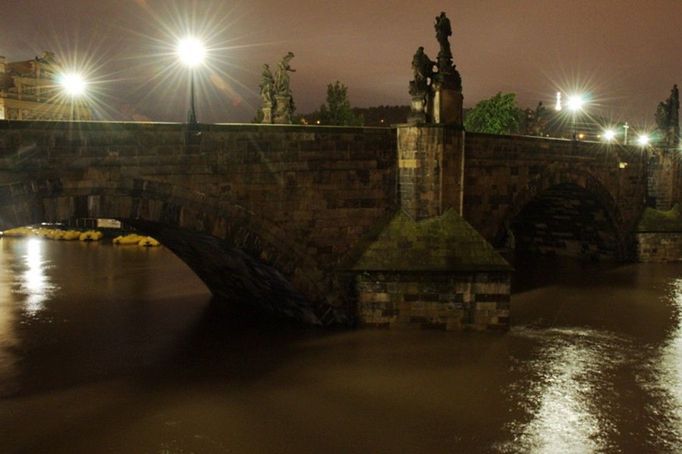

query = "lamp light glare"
[[566, 95, 585, 112], [603, 129, 616, 142], [177, 37, 206, 67], [637, 134, 650, 146], [59, 73, 86, 97]]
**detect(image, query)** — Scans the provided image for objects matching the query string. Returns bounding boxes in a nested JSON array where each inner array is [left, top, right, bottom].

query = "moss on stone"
[[637, 204, 682, 232], [352, 209, 511, 272]]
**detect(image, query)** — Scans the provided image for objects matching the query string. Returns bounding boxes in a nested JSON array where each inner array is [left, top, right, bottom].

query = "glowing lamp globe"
[[603, 129, 616, 142], [566, 95, 585, 112], [177, 37, 206, 67], [637, 134, 650, 146], [59, 73, 87, 97]]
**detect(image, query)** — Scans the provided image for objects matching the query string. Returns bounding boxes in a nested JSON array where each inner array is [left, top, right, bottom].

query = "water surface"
[[1, 238, 681, 452]]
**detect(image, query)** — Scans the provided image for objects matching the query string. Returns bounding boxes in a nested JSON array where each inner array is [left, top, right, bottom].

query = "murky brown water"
[[1, 237, 682, 453]]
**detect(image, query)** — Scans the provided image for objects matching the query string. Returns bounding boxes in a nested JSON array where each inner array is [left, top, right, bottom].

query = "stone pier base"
[[636, 232, 682, 262], [356, 271, 510, 330], [351, 210, 511, 331]]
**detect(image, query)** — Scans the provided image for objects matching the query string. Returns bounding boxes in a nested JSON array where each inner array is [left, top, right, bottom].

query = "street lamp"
[[603, 129, 616, 142], [58, 72, 87, 120], [566, 94, 585, 140], [637, 134, 651, 147], [176, 37, 206, 129]]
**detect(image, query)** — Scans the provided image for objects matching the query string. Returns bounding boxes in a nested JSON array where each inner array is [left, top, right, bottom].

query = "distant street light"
[[58, 72, 87, 120], [566, 94, 585, 141], [58, 72, 87, 97], [176, 37, 206, 129], [637, 134, 651, 147], [603, 129, 616, 142]]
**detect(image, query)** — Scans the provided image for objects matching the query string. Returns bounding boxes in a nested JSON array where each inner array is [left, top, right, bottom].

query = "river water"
[[1, 237, 682, 453]]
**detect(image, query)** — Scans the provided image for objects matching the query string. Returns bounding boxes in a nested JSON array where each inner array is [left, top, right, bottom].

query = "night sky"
[[1, 0, 680, 125]]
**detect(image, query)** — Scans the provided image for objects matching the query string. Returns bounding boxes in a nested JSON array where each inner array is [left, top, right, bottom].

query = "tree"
[[464, 92, 520, 135], [319, 81, 362, 126]]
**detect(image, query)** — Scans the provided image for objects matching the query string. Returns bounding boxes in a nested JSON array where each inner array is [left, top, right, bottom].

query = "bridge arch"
[[495, 167, 629, 260], [0, 177, 343, 325]]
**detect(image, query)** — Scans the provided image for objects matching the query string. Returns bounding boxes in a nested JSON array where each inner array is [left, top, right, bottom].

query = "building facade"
[[0, 52, 91, 121]]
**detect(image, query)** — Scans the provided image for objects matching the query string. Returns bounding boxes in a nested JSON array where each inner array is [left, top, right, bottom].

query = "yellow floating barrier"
[[113, 234, 143, 245], [79, 230, 103, 242], [60, 230, 81, 241], [138, 236, 160, 247], [1, 227, 32, 237]]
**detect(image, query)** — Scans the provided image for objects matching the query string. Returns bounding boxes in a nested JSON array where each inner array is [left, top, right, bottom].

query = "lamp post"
[[623, 122, 630, 145], [176, 37, 206, 130], [58, 72, 86, 120]]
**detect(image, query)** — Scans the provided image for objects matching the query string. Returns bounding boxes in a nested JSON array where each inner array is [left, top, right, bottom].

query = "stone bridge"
[[463, 133, 648, 260], [0, 120, 653, 327]]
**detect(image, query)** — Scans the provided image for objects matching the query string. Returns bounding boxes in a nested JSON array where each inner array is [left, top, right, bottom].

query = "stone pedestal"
[[273, 95, 292, 124], [431, 85, 463, 126], [261, 103, 272, 124], [397, 124, 465, 219], [408, 93, 428, 125]]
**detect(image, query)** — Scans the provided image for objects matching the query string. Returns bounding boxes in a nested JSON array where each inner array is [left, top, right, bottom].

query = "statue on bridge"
[[259, 52, 296, 124], [259, 64, 275, 123], [655, 84, 680, 148], [408, 46, 436, 123], [407, 11, 462, 125], [435, 12, 452, 63]]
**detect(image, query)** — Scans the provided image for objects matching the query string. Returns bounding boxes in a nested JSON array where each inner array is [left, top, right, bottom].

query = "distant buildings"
[[0, 51, 91, 121]]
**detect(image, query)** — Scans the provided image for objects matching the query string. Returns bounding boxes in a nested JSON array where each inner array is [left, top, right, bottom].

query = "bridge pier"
[[351, 123, 512, 330]]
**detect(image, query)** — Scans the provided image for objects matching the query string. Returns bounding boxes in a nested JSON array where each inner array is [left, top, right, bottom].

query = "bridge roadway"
[[0, 120, 650, 324]]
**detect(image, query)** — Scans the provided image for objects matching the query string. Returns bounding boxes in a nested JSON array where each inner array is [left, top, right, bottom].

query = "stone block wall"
[[0, 121, 399, 321], [463, 133, 648, 257], [636, 232, 682, 262], [356, 271, 510, 330], [397, 125, 464, 219]]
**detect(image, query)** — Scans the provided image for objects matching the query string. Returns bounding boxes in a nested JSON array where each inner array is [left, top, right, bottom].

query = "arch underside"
[[0, 178, 348, 326], [510, 183, 622, 260]]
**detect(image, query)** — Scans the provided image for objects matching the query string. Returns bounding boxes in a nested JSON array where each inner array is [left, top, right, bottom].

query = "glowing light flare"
[[58, 73, 87, 97], [176, 37, 206, 67], [637, 134, 651, 147], [566, 95, 585, 112], [603, 129, 616, 142]]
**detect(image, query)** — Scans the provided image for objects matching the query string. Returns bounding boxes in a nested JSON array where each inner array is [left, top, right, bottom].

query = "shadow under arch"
[[0, 177, 346, 326], [495, 168, 629, 260]]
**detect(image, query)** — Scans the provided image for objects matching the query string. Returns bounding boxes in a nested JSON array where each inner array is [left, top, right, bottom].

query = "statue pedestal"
[[408, 93, 428, 125], [273, 95, 292, 124], [261, 104, 272, 124], [430, 75, 463, 127], [397, 124, 465, 218]]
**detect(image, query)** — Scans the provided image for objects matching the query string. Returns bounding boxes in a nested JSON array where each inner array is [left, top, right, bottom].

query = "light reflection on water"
[[17, 238, 57, 316], [500, 327, 627, 453], [640, 278, 682, 450]]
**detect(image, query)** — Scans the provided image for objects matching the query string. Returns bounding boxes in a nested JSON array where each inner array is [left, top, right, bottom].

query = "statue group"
[[259, 52, 296, 124], [409, 12, 463, 125]]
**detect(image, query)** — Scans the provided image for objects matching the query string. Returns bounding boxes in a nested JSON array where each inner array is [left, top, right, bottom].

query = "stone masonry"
[[0, 119, 663, 326]]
